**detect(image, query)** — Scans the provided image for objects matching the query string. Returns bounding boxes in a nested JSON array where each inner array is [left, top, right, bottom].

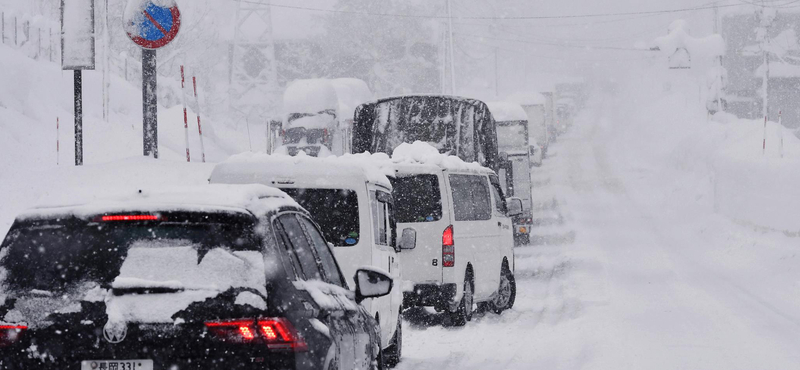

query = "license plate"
[[81, 360, 153, 370]]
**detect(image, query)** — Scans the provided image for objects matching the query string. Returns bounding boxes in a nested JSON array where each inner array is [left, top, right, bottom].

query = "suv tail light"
[[205, 318, 308, 351], [442, 225, 454, 267], [0, 325, 27, 347]]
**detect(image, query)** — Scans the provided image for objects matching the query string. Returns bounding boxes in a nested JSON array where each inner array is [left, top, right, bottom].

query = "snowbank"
[[487, 101, 529, 122]]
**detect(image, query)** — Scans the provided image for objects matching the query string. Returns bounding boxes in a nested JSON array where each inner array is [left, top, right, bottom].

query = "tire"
[[382, 312, 403, 367], [491, 265, 516, 314], [447, 274, 474, 327]]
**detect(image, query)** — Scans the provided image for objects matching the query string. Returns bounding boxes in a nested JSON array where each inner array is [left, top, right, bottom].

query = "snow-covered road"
[[396, 96, 800, 370]]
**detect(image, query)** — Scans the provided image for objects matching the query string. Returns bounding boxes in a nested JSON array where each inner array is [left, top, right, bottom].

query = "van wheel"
[[447, 275, 473, 327], [491, 266, 516, 314], [383, 312, 402, 367]]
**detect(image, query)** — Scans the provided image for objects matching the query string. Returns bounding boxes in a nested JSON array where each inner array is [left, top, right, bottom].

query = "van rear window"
[[392, 175, 443, 223], [280, 188, 360, 247]]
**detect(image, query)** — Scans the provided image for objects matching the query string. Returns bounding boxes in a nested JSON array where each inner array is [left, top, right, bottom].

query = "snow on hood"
[[391, 141, 488, 173], [487, 101, 529, 122], [283, 79, 339, 116], [18, 184, 297, 221], [106, 245, 267, 325]]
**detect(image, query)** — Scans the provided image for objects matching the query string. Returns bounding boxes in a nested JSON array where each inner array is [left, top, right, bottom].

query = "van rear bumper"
[[403, 283, 457, 308]]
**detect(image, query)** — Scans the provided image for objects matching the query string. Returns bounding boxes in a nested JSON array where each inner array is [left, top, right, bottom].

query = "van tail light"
[[205, 318, 308, 352], [99, 215, 160, 222], [0, 325, 27, 347], [442, 225, 455, 267]]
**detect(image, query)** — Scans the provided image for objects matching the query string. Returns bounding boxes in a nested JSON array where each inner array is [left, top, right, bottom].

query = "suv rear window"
[[280, 188, 360, 247], [0, 213, 259, 293], [392, 175, 443, 223]]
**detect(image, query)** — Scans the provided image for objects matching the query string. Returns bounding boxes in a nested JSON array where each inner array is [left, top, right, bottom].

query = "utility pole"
[[494, 47, 499, 98], [446, 0, 456, 95], [714, 3, 723, 113]]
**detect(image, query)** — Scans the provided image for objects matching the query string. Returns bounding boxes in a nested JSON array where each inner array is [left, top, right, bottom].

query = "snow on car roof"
[[212, 151, 395, 189], [487, 101, 529, 122], [18, 184, 298, 221], [390, 141, 493, 174]]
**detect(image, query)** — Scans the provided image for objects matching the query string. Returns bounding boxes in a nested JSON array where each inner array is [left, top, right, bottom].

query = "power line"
[[243, 1, 745, 21], [456, 32, 654, 52]]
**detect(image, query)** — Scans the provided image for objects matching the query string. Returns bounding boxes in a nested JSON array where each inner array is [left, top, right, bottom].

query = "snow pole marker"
[[192, 76, 206, 163], [57, 117, 60, 165], [180, 65, 190, 162]]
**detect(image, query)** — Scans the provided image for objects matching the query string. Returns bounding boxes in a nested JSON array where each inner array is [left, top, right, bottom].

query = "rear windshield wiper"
[[112, 286, 185, 295]]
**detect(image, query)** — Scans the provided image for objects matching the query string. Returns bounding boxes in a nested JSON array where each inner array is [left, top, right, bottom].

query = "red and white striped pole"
[[192, 76, 206, 163], [762, 115, 767, 155], [180, 65, 191, 162], [56, 117, 60, 165]]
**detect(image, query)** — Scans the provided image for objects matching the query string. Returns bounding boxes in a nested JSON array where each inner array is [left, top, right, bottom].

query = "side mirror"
[[354, 268, 393, 304], [507, 197, 524, 217], [399, 228, 417, 250]]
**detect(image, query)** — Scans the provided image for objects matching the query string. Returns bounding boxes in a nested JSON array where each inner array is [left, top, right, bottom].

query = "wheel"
[[382, 311, 403, 367], [447, 274, 474, 327], [491, 266, 516, 314]]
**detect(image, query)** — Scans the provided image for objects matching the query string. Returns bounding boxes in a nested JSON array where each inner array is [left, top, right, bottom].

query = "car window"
[[392, 174, 443, 223], [280, 188, 360, 247], [274, 214, 322, 281], [449, 174, 492, 221], [297, 216, 347, 288], [371, 191, 390, 246], [489, 174, 508, 215]]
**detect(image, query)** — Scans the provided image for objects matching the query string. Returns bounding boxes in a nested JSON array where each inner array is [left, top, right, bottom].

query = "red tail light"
[[100, 215, 160, 222], [0, 325, 27, 347], [205, 318, 308, 351], [442, 225, 454, 267]]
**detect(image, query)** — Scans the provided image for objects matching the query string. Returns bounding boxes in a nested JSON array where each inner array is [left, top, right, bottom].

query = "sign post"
[[124, 0, 181, 158], [61, 0, 96, 166]]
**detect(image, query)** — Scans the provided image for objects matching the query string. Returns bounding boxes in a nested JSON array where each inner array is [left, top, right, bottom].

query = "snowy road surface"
[[396, 98, 800, 370]]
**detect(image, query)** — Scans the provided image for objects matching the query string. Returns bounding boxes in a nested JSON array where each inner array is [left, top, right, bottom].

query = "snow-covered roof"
[[283, 79, 339, 115], [653, 20, 725, 60], [487, 101, 529, 122], [18, 184, 297, 221], [211, 151, 395, 189], [390, 141, 492, 174], [506, 92, 547, 106], [330, 78, 372, 121]]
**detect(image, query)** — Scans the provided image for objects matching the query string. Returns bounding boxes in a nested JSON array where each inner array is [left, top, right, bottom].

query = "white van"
[[392, 160, 521, 326], [209, 154, 407, 365]]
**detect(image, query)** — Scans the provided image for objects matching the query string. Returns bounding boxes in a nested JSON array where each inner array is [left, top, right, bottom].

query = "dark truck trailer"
[[353, 95, 501, 173]]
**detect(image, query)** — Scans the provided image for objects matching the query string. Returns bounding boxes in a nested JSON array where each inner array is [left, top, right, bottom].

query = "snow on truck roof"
[[487, 101, 529, 122], [283, 78, 372, 120], [391, 141, 493, 175], [18, 184, 298, 221]]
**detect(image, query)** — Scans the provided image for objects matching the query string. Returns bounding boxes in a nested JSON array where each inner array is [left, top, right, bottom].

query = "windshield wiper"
[[112, 287, 185, 295]]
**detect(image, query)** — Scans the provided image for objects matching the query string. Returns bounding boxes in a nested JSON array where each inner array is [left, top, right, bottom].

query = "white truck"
[[272, 78, 372, 157], [508, 92, 550, 161]]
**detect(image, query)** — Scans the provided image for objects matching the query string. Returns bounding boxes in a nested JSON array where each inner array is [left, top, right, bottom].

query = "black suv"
[[0, 185, 392, 370]]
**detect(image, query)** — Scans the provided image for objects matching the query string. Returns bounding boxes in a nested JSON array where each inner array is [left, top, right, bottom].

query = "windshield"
[[392, 175, 443, 223], [0, 214, 260, 294], [496, 121, 529, 150], [280, 188, 361, 246]]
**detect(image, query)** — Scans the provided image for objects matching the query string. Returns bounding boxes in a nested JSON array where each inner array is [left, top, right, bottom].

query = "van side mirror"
[[507, 197, 524, 217], [399, 228, 417, 250], [354, 268, 393, 304]]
